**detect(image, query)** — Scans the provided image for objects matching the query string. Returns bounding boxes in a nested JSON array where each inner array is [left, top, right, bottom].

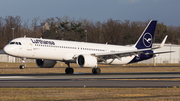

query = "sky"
[[0, 0, 180, 26]]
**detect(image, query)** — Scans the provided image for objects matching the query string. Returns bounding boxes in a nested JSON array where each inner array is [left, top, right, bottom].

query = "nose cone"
[[3, 45, 10, 54], [3, 45, 15, 55]]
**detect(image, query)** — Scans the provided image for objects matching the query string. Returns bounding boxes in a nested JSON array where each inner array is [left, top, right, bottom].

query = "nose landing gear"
[[19, 58, 26, 69]]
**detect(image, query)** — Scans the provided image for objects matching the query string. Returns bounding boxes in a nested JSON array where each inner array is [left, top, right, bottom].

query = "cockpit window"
[[10, 42, 15, 44], [9, 42, 22, 45]]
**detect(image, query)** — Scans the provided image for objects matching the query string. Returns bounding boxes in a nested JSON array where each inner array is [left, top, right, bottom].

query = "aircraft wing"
[[152, 35, 168, 50], [92, 35, 170, 60], [145, 51, 174, 55], [93, 49, 173, 61], [93, 48, 152, 60]]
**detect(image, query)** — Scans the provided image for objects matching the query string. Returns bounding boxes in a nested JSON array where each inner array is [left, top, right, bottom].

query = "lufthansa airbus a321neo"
[[3, 20, 170, 74]]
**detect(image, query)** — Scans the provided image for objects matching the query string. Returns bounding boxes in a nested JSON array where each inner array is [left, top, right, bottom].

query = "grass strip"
[[0, 88, 180, 101]]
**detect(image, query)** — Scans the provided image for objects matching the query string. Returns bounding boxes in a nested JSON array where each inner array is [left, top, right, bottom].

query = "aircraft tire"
[[65, 67, 74, 74], [92, 68, 101, 74], [92, 68, 96, 74], [19, 65, 25, 69]]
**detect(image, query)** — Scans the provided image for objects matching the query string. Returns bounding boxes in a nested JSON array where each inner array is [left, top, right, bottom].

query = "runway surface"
[[0, 72, 180, 87]]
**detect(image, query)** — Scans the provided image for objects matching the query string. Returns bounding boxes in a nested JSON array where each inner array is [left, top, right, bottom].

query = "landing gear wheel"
[[20, 58, 26, 69], [92, 68, 101, 74], [65, 67, 74, 74], [19, 65, 25, 69]]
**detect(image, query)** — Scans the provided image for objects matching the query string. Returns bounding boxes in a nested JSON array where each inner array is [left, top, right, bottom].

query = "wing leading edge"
[[93, 35, 171, 62]]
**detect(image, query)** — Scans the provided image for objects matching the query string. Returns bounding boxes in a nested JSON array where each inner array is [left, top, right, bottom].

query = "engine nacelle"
[[36, 59, 56, 68], [76, 54, 97, 68]]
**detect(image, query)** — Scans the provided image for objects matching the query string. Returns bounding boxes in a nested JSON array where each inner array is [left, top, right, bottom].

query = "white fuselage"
[[4, 37, 136, 65]]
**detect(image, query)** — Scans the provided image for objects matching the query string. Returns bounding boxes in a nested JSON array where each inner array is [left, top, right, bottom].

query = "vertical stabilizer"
[[134, 20, 157, 49]]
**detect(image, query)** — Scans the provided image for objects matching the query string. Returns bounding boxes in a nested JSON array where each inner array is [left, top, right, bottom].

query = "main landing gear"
[[19, 58, 26, 69], [65, 62, 74, 74], [92, 67, 101, 74], [65, 62, 101, 74]]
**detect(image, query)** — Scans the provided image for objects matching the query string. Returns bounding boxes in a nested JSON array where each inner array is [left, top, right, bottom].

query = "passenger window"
[[16, 42, 18, 45], [19, 42, 22, 45]]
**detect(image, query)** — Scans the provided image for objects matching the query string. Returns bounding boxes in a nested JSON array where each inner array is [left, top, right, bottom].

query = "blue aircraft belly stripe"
[[128, 50, 154, 64]]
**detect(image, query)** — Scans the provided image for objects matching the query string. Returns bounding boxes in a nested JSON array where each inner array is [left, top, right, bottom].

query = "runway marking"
[[0, 76, 34, 79]]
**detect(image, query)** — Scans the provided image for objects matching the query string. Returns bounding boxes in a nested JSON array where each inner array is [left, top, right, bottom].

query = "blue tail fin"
[[134, 20, 157, 49]]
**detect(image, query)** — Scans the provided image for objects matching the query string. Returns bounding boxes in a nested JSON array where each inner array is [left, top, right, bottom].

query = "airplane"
[[3, 20, 171, 74]]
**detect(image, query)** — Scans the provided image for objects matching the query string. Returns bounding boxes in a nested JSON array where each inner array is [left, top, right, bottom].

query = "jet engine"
[[76, 55, 97, 68], [36, 59, 56, 68]]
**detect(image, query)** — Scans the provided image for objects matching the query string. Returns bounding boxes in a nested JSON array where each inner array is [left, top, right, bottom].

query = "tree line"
[[0, 16, 180, 49]]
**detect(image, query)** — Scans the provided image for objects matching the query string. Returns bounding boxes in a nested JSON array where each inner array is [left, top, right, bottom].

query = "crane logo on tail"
[[143, 33, 152, 47]]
